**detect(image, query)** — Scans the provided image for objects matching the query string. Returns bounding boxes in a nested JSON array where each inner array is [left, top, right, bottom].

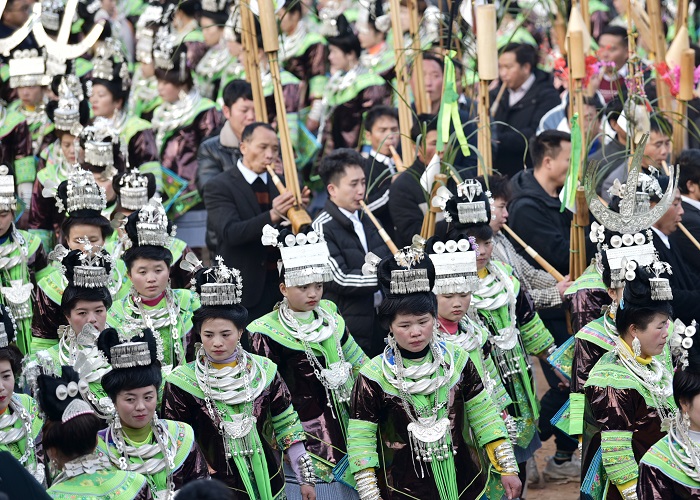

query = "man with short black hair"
[[492, 42, 561, 176], [312, 148, 391, 356], [204, 122, 306, 322], [594, 25, 629, 103], [671, 149, 700, 274]]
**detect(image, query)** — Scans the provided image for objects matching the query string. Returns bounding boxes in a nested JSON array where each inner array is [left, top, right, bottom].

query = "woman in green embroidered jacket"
[[97, 327, 209, 498], [0, 166, 50, 355], [638, 324, 700, 498], [107, 198, 199, 370], [0, 304, 44, 485], [249, 226, 367, 499], [584, 266, 676, 500], [347, 246, 522, 500], [38, 244, 115, 419], [433, 179, 559, 489], [163, 257, 318, 500], [36, 366, 152, 499]]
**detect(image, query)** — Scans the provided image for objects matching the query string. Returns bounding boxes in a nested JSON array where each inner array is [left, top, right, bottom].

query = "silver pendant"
[[407, 417, 453, 465], [222, 414, 256, 440], [493, 326, 518, 350], [1, 280, 33, 320], [320, 361, 351, 390]]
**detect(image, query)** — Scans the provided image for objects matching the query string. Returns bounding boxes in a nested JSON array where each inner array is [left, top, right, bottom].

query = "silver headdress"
[[53, 76, 82, 132], [223, 3, 242, 40], [80, 120, 120, 177], [389, 239, 431, 294], [428, 237, 479, 294], [585, 133, 678, 234], [61, 397, 94, 423], [40, 0, 64, 32], [135, 4, 174, 64], [318, 1, 345, 36], [649, 255, 674, 301], [590, 222, 657, 289], [261, 224, 333, 287], [0, 306, 15, 349], [9, 49, 51, 88], [0, 165, 17, 212], [670, 319, 697, 370], [181, 254, 245, 306], [432, 180, 494, 225], [62, 165, 107, 213], [153, 25, 176, 71], [70, 239, 112, 289], [202, 0, 228, 13], [357, 0, 390, 33], [118, 168, 151, 210], [110, 341, 152, 368], [136, 197, 171, 247], [92, 38, 131, 91]]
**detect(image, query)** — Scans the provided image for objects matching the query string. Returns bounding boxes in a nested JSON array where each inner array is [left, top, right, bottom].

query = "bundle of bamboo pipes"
[[475, 5, 497, 177]]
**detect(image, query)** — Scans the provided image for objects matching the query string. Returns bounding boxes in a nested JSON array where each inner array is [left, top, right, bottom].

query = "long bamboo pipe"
[[359, 201, 399, 254], [502, 224, 566, 282]]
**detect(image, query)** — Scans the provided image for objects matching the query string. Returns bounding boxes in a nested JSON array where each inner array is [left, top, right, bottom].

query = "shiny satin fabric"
[[572, 338, 608, 394], [0, 119, 32, 175], [350, 360, 490, 499], [161, 371, 293, 498], [264, 83, 302, 128], [328, 85, 390, 151], [127, 128, 159, 168], [250, 332, 349, 467], [28, 174, 64, 237], [567, 288, 611, 335], [284, 43, 327, 108], [638, 461, 700, 499], [583, 386, 666, 500], [31, 287, 65, 341]]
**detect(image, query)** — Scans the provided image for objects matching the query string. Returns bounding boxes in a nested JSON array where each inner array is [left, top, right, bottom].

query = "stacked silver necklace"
[[0, 228, 32, 321], [128, 287, 183, 367], [0, 395, 41, 482], [153, 90, 202, 150], [383, 338, 455, 475], [279, 20, 308, 62], [105, 415, 177, 499], [614, 336, 676, 429], [668, 413, 700, 482], [52, 452, 109, 485], [196, 348, 265, 462], [317, 64, 363, 140], [278, 299, 353, 414]]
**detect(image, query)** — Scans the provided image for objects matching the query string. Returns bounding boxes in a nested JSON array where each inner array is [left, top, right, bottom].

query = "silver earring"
[[632, 337, 642, 357], [684, 411, 691, 431], [609, 299, 618, 318], [113, 412, 122, 429]]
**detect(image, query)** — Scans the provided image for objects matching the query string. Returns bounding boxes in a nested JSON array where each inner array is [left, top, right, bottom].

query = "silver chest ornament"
[[1, 280, 33, 320], [221, 413, 261, 458], [320, 361, 353, 403], [407, 416, 454, 464]]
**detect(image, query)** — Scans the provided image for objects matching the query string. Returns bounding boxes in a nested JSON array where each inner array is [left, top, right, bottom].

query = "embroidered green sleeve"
[[29, 228, 55, 253], [465, 389, 509, 447], [347, 418, 379, 474], [520, 313, 555, 356], [342, 334, 368, 376], [270, 404, 306, 451], [483, 354, 512, 411], [139, 161, 163, 193], [14, 156, 36, 185], [601, 430, 638, 485], [309, 75, 327, 100], [569, 392, 585, 436]]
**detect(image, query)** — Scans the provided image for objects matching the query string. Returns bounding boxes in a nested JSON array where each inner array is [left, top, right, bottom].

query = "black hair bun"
[[97, 327, 159, 366]]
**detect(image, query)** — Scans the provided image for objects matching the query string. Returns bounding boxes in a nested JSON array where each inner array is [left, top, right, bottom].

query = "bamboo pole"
[[502, 225, 566, 281], [476, 5, 497, 177], [647, 0, 672, 113], [408, 0, 428, 115], [389, 145, 405, 172], [389, 0, 416, 166], [259, 0, 311, 233], [360, 201, 399, 254], [420, 174, 447, 239], [580, 0, 590, 35], [677, 0, 689, 35], [240, 0, 267, 122], [672, 48, 695, 162]]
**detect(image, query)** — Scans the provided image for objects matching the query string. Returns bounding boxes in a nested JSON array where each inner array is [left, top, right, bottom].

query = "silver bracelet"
[[620, 484, 638, 500], [494, 442, 519, 475], [297, 454, 316, 486], [354, 469, 381, 500]]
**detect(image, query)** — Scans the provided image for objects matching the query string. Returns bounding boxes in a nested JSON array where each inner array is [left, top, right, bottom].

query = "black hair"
[[378, 293, 437, 331], [501, 42, 537, 71], [61, 285, 113, 316], [679, 149, 700, 195], [673, 369, 700, 408], [411, 114, 438, 142], [199, 7, 228, 24], [326, 16, 361, 57], [455, 224, 493, 242], [42, 414, 102, 459], [284, 1, 303, 15], [123, 245, 173, 271], [222, 79, 253, 108], [598, 25, 628, 47], [605, 97, 625, 127], [649, 112, 672, 136], [177, 0, 202, 18], [364, 106, 399, 132], [241, 122, 276, 143], [419, 51, 444, 73], [61, 213, 114, 244], [154, 43, 193, 89], [193, 305, 249, 334], [530, 130, 572, 169], [112, 171, 158, 201], [0, 346, 22, 377], [98, 328, 162, 401], [176, 479, 237, 500], [615, 267, 673, 334], [45, 98, 90, 129], [477, 174, 512, 202], [91, 78, 128, 108], [318, 148, 366, 187]]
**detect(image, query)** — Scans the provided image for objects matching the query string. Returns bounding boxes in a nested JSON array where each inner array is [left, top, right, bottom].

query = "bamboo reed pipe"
[[502, 224, 566, 282], [360, 201, 399, 254]]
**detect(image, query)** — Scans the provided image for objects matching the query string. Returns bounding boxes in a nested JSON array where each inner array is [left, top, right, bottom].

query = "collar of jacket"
[[219, 122, 241, 149], [323, 199, 364, 232]]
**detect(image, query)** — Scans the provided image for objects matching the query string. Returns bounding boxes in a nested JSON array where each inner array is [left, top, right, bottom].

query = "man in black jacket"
[[197, 80, 255, 250], [508, 130, 580, 480], [670, 149, 700, 275], [492, 43, 561, 177], [312, 149, 391, 356], [204, 122, 298, 323]]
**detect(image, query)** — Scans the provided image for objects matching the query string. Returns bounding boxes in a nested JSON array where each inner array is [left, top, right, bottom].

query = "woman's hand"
[[501, 474, 522, 500], [300, 484, 316, 500]]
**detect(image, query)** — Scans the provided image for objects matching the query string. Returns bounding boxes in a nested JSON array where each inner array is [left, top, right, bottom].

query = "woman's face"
[[629, 313, 670, 357], [66, 224, 105, 250], [128, 258, 169, 299], [475, 237, 493, 270], [60, 133, 77, 163], [391, 312, 434, 353], [115, 386, 157, 429], [66, 299, 107, 333], [280, 282, 323, 312], [0, 359, 15, 413], [89, 83, 120, 118], [681, 393, 700, 432], [200, 318, 242, 362], [92, 171, 116, 203], [437, 293, 471, 323], [157, 80, 182, 104]]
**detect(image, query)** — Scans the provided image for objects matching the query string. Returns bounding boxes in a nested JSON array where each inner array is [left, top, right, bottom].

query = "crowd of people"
[[0, 0, 699, 499]]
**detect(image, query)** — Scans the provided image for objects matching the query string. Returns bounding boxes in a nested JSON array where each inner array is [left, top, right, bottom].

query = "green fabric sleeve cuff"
[[348, 418, 379, 474], [14, 156, 37, 185], [271, 404, 306, 450], [520, 313, 555, 355], [309, 76, 327, 100], [465, 389, 509, 447], [569, 393, 586, 436], [483, 354, 513, 411], [29, 229, 55, 253], [342, 335, 368, 375], [601, 430, 638, 485]]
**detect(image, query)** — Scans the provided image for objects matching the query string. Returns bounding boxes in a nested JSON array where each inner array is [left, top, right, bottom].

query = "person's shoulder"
[[206, 165, 238, 188]]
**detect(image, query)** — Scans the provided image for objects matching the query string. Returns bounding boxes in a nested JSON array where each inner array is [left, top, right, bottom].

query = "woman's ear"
[[279, 282, 287, 298]]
